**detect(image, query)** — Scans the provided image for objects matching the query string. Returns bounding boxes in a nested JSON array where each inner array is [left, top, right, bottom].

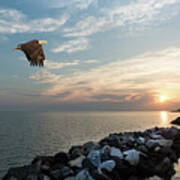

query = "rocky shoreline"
[[3, 126, 180, 180]]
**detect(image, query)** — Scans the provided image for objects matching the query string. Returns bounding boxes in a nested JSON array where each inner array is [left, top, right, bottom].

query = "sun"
[[159, 96, 167, 103]]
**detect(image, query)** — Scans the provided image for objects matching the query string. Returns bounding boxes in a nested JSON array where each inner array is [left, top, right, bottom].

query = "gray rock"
[[64, 177, 76, 180], [82, 158, 96, 169], [82, 141, 100, 155], [107, 134, 122, 147], [5, 177, 17, 180], [41, 165, 50, 171], [26, 174, 38, 180], [138, 145, 148, 153], [87, 150, 101, 167], [147, 139, 173, 148], [123, 149, 140, 166], [69, 155, 85, 168], [157, 139, 173, 147], [99, 160, 116, 172], [100, 145, 111, 156], [154, 146, 161, 152], [163, 127, 179, 139], [43, 176, 50, 180], [155, 157, 171, 174], [110, 147, 123, 159], [137, 137, 145, 144], [50, 169, 62, 180], [61, 166, 74, 177], [50, 166, 73, 179], [146, 139, 159, 149], [69, 146, 83, 159], [2, 165, 37, 180], [32, 156, 53, 170], [54, 152, 69, 165], [76, 169, 94, 180], [151, 134, 163, 139]]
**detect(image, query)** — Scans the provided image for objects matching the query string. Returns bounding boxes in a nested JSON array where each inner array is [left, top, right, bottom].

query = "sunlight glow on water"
[[160, 111, 169, 126]]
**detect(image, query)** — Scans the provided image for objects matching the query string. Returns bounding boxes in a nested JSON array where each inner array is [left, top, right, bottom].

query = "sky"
[[0, 0, 180, 111]]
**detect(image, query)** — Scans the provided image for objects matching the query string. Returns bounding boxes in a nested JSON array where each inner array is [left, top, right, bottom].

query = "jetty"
[[3, 126, 180, 180]]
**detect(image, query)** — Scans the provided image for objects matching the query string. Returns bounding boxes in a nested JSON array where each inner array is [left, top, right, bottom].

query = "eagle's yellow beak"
[[13, 47, 21, 51], [39, 40, 48, 44]]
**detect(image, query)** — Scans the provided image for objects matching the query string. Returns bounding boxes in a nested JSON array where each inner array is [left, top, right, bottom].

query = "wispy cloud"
[[31, 47, 180, 104], [45, 60, 79, 69], [29, 70, 61, 84], [0, 8, 68, 34], [108, 0, 178, 25], [84, 60, 99, 64], [63, 0, 179, 37], [48, 0, 98, 9], [63, 16, 107, 37], [52, 38, 89, 53]]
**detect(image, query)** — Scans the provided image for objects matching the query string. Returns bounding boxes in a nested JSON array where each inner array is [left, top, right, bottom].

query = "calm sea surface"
[[0, 111, 180, 178]]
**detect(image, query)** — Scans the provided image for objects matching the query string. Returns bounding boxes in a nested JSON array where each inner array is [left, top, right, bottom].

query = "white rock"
[[99, 160, 116, 172], [87, 150, 101, 167], [69, 155, 85, 168], [138, 137, 145, 144], [110, 147, 123, 159], [154, 146, 161, 152], [123, 149, 140, 166]]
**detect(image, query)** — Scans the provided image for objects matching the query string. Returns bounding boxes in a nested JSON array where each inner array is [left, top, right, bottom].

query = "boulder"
[[171, 117, 180, 125], [123, 149, 140, 166]]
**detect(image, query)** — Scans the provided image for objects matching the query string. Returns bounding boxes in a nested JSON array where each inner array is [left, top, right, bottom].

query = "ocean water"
[[0, 110, 180, 178]]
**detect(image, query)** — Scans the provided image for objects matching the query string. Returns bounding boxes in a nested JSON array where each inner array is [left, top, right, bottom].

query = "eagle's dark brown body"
[[15, 40, 47, 67]]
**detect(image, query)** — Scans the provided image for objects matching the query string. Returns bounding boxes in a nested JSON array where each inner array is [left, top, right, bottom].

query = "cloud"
[[48, 0, 98, 9], [29, 70, 61, 84], [0, 8, 68, 34], [52, 38, 89, 53], [44, 59, 98, 70], [63, 0, 179, 37], [30, 47, 180, 105], [108, 0, 178, 26], [45, 60, 79, 69], [73, 0, 98, 9], [63, 16, 107, 37], [84, 60, 99, 64], [1, 0, 178, 36]]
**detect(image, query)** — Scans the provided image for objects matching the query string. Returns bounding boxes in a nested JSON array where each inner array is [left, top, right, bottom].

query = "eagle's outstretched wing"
[[17, 40, 46, 67]]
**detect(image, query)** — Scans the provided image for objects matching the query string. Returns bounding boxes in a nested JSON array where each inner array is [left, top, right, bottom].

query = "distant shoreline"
[[171, 109, 180, 113]]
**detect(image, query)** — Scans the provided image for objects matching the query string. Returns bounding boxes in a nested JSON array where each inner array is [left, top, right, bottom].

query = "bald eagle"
[[14, 40, 47, 67]]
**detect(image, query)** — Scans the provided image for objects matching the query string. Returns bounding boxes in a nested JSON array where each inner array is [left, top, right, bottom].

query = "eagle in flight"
[[14, 40, 47, 67]]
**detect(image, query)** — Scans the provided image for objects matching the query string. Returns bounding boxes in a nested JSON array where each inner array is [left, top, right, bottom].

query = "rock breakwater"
[[3, 126, 180, 180]]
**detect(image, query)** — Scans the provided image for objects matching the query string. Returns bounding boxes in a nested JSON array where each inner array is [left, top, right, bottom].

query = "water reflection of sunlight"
[[160, 111, 168, 126]]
